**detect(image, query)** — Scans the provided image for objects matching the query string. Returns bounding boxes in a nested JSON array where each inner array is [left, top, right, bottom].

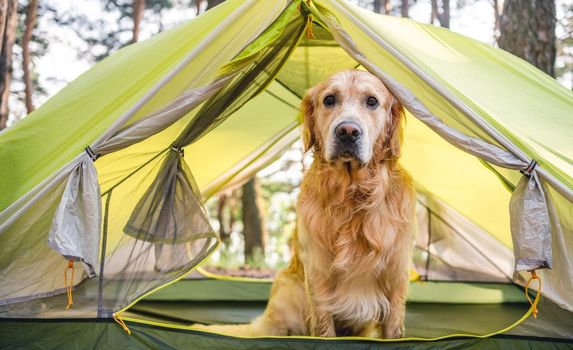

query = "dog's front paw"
[[311, 317, 336, 337], [382, 324, 404, 339]]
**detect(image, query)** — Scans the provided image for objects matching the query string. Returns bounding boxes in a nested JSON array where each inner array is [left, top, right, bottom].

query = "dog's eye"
[[324, 95, 335, 107], [366, 96, 378, 108]]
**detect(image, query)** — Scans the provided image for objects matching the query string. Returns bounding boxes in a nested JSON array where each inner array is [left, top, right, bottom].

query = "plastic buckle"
[[520, 159, 537, 177], [170, 146, 184, 157], [85, 146, 100, 161]]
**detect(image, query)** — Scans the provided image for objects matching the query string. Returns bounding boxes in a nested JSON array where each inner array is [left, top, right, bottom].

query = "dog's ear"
[[301, 87, 317, 153], [383, 96, 405, 159]]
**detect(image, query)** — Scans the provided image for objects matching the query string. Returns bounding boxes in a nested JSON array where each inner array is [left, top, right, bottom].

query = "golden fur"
[[193, 70, 416, 338]]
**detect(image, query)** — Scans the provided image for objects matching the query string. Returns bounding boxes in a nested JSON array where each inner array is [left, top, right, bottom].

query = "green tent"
[[1, 0, 572, 348]]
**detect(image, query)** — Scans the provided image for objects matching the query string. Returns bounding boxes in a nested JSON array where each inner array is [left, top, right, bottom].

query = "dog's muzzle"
[[333, 121, 363, 161]]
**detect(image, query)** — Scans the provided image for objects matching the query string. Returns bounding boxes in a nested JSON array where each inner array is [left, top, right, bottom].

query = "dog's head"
[[301, 70, 404, 167]]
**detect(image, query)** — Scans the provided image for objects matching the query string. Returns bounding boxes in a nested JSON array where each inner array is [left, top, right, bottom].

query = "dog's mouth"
[[332, 143, 365, 167]]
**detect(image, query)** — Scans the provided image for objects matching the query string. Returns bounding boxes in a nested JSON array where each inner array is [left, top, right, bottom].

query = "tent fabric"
[[1, 0, 573, 346], [47, 153, 101, 277]]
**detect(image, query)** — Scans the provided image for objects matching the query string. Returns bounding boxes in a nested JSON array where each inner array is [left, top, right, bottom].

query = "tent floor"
[[126, 301, 529, 338], [1, 319, 572, 350], [127, 300, 530, 338], [122, 278, 573, 340]]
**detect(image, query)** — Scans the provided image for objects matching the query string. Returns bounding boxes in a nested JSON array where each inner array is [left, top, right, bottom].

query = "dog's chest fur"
[[296, 161, 409, 332], [297, 212, 391, 329]]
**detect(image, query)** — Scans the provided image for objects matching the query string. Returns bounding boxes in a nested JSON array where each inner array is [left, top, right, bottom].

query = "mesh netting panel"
[[174, 11, 306, 146], [124, 151, 213, 246], [413, 194, 512, 283], [98, 151, 215, 317]]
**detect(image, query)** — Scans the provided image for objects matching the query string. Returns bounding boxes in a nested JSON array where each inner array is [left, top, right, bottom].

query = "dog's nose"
[[335, 122, 362, 142]]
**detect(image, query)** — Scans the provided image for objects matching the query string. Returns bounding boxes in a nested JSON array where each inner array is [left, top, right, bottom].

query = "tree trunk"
[[217, 194, 231, 242], [206, 0, 225, 11], [195, 0, 202, 15], [439, 0, 450, 28], [401, 0, 409, 18], [383, 0, 392, 14], [0, 0, 8, 50], [22, 0, 37, 114], [132, 0, 145, 43], [431, 0, 450, 28], [0, 0, 17, 130], [499, 0, 556, 77], [492, 0, 500, 38], [242, 177, 267, 262], [373, 0, 381, 14]]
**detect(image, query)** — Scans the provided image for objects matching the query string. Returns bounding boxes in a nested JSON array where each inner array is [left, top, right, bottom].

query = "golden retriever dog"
[[194, 70, 416, 339]]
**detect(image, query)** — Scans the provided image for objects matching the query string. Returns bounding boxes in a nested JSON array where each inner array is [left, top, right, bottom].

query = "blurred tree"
[[499, 0, 556, 77], [22, 0, 37, 113], [196, 0, 224, 12], [216, 191, 238, 243], [383, 0, 392, 14], [401, 0, 409, 17], [0, 0, 17, 130], [371, 0, 411, 16], [242, 177, 268, 263], [0, 0, 8, 50], [492, 0, 501, 41], [431, 0, 450, 28], [556, 3, 573, 88], [2, 0, 49, 127], [373, 0, 382, 13], [132, 0, 145, 43]]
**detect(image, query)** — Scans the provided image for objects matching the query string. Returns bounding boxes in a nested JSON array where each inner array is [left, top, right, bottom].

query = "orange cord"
[[113, 313, 132, 335], [525, 270, 542, 319], [306, 15, 315, 40], [64, 259, 75, 309]]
